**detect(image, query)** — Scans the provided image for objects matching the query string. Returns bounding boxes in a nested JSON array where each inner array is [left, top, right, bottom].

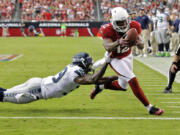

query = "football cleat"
[[165, 52, 170, 57], [163, 87, 172, 93], [90, 85, 102, 100], [149, 106, 164, 115]]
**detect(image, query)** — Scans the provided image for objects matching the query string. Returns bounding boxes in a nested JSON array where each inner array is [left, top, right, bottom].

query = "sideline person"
[[163, 45, 180, 93]]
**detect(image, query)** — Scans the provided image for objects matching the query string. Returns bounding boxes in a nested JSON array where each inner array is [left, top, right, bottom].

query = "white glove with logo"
[[92, 51, 111, 70], [104, 51, 111, 63]]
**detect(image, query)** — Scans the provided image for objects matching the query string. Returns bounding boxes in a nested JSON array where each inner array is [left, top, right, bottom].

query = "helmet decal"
[[72, 52, 93, 73], [110, 7, 130, 33]]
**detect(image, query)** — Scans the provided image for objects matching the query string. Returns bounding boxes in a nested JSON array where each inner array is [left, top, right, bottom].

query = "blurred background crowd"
[[0, 0, 179, 57], [0, 0, 179, 22]]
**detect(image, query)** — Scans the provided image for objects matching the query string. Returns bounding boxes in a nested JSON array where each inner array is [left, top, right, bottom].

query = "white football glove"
[[104, 51, 111, 63], [92, 51, 111, 70], [92, 58, 105, 70]]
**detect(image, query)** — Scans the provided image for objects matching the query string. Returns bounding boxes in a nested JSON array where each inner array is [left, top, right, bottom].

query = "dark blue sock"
[[0, 87, 6, 102], [0, 92, 4, 101]]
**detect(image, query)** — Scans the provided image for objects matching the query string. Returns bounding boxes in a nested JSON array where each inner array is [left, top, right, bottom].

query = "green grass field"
[[0, 37, 180, 135]]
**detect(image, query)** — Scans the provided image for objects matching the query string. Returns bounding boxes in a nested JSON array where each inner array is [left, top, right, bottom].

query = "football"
[[125, 28, 139, 46]]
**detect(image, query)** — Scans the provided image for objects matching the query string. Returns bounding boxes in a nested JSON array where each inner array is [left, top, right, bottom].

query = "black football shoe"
[[149, 106, 164, 115], [90, 85, 102, 100], [163, 87, 172, 93]]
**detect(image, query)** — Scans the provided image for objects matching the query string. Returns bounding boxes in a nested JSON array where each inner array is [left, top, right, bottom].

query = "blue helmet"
[[72, 52, 93, 73]]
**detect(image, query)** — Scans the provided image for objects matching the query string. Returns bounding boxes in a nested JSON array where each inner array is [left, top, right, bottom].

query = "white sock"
[[146, 104, 153, 111], [99, 84, 104, 90]]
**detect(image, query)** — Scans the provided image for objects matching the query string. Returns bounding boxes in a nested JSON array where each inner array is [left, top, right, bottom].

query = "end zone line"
[[0, 117, 180, 120], [173, 111, 180, 113], [161, 102, 180, 103], [166, 106, 180, 108], [158, 98, 180, 99]]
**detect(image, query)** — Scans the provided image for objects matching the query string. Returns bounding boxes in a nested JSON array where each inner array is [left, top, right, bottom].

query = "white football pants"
[[3, 78, 43, 104], [110, 53, 135, 89]]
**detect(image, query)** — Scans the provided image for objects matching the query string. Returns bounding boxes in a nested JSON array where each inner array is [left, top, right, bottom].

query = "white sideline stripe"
[[136, 73, 161, 75], [137, 78, 164, 81], [158, 98, 180, 99], [134, 57, 180, 83], [161, 102, 180, 103], [167, 106, 180, 108], [139, 81, 165, 82], [141, 85, 166, 86], [136, 79, 164, 80], [71, 93, 180, 96], [0, 116, 179, 120], [173, 112, 180, 113]]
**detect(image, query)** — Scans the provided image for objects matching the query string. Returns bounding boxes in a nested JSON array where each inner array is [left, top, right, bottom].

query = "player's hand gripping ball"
[[125, 28, 139, 47]]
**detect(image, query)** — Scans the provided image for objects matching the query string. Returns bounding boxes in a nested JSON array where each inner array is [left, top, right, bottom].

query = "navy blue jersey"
[[135, 16, 141, 23], [137, 15, 151, 30], [173, 19, 180, 33]]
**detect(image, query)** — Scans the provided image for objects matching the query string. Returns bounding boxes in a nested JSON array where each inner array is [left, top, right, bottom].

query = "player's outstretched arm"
[[74, 52, 111, 85], [95, 76, 118, 85], [92, 51, 111, 70], [74, 62, 108, 85]]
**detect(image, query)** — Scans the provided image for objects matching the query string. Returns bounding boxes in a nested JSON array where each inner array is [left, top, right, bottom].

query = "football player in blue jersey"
[[0, 52, 116, 104]]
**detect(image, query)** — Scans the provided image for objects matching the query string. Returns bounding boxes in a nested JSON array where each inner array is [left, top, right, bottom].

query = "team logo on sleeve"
[[0, 54, 22, 61]]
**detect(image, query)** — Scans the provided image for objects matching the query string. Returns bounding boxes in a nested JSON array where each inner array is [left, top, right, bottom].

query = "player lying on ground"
[[0, 52, 117, 104], [90, 7, 164, 115]]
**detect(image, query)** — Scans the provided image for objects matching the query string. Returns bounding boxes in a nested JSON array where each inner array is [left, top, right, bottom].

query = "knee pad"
[[118, 76, 129, 89]]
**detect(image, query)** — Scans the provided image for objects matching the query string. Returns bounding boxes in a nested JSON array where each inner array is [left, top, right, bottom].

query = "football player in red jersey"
[[90, 7, 164, 115]]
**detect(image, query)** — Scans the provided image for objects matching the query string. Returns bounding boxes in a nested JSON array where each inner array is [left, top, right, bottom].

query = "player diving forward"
[[0, 52, 116, 104], [90, 7, 164, 115]]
